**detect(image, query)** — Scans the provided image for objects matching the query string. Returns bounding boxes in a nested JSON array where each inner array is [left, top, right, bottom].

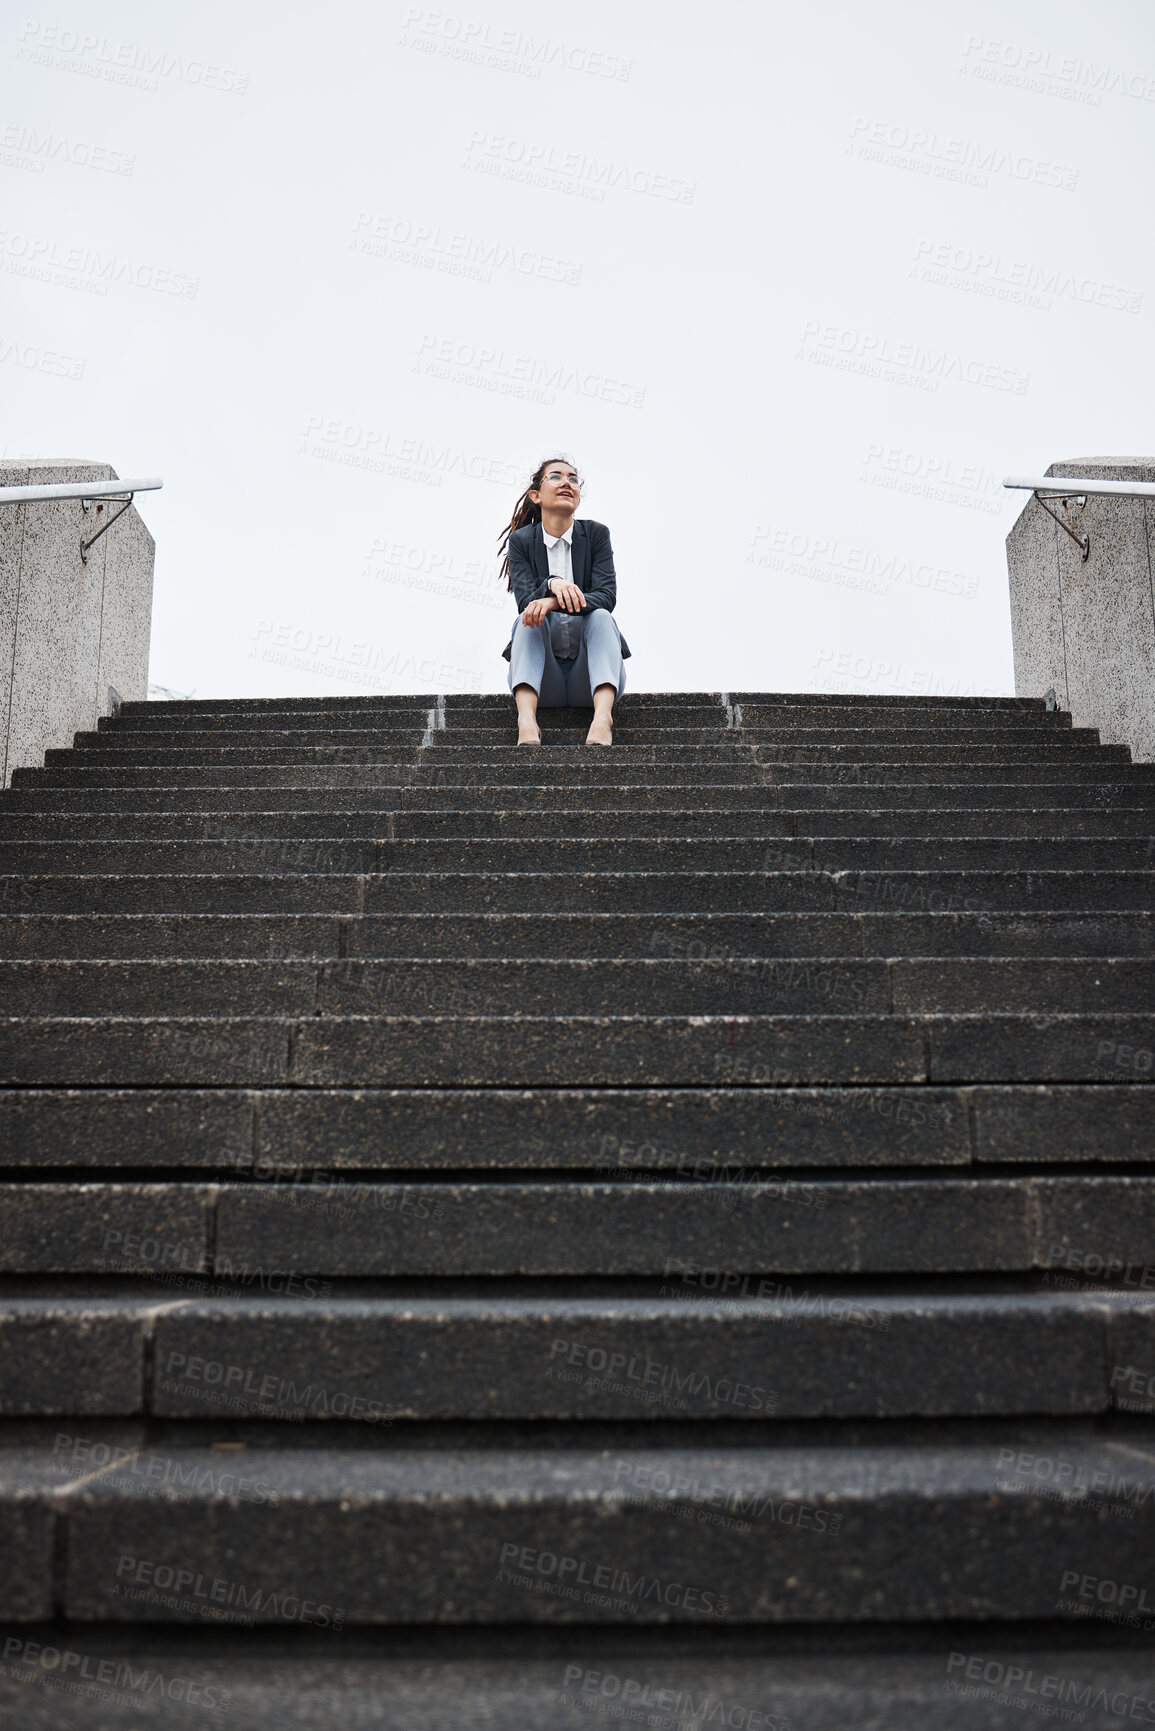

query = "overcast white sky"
[[2, 0, 1152, 700]]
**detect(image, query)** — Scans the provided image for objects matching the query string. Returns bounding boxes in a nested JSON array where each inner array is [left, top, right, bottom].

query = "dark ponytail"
[[497, 455, 583, 590]]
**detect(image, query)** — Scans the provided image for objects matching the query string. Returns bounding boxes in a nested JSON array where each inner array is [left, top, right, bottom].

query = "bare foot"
[[585, 716, 613, 746], [518, 722, 542, 746]]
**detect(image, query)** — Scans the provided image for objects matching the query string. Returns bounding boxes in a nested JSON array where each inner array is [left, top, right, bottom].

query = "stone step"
[[6, 782, 1155, 819], [79, 725, 1088, 751], [0, 1277, 1152, 1414], [112, 704, 727, 732], [3, 807, 1155, 843], [6, 779, 1155, 815], [2, 1083, 1152, 1171], [109, 700, 1067, 729], [119, 690, 1048, 712], [0, 1626, 1146, 1730], [0, 914, 350, 957], [0, 784, 773, 812], [4, 869, 1155, 916], [439, 727, 1102, 750], [3, 1011, 1155, 1085], [786, 781, 1155, 806], [2, 836, 1155, 875], [17, 760, 1155, 790], [3, 910, 1155, 960], [0, 808, 792, 841], [1, 1173, 1150, 1278], [3, 1420, 1153, 1624], [0, 1278, 1153, 1418], [47, 742, 1124, 768], [2, 956, 1155, 1018]]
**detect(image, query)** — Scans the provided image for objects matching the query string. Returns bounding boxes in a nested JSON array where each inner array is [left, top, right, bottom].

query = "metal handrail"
[[0, 476, 163, 562], [1004, 474, 1155, 499], [1001, 472, 1155, 564], [0, 477, 163, 504]]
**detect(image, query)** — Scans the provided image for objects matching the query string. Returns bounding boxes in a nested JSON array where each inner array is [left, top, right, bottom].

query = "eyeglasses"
[[543, 470, 580, 486]]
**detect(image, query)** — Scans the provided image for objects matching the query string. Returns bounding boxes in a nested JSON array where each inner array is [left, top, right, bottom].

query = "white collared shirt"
[[543, 522, 581, 658], [543, 522, 574, 589]]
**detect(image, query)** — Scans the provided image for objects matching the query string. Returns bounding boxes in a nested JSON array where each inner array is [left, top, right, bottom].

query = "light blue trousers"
[[507, 609, 627, 706]]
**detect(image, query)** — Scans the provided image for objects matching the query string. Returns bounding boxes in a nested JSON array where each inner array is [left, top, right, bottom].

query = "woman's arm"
[[579, 522, 617, 614], [507, 529, 554, 612]]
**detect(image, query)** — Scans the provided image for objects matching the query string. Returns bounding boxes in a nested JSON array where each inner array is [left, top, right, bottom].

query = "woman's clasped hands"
[[521, 579, 586, 627]]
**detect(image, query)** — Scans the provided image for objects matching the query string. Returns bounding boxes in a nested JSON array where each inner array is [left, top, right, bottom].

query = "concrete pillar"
[[0, 459, 155, 786], [1006, 456, 1155, 762]]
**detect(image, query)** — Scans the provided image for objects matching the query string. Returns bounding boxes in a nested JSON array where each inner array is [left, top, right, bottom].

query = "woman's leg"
[[513, 682, 541, 744], [565, 611, 625, 744], [509, 619, 545, 743], [586, 683, 615, 747], [508, 619, 567, 742]]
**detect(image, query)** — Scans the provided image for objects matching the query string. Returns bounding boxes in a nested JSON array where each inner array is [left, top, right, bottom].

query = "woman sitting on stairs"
[[498, 456, 630, 747]]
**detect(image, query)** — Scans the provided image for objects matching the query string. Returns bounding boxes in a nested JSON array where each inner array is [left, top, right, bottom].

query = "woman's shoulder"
[[576, 518, 610, 539], [510, 520, 540, 546]]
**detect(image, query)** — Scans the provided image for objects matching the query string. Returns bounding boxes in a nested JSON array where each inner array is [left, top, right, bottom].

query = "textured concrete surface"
[[2, 688, 1155, 1667], [0, 1088, 251, 1165], [0, 1277, 1146, 1416], [145, 1291, 1114, 1420], [212, 1175, 1031, 1276], [0, 1184, 210, 1273], [0, 1298, 145, 1415], [51, 1428, 1155, 1622], [2, 908, 1155, 959], [2, 1174, 1153, 1278], [8, 833, 1155, 875], [0, 459, 155, 787], [1007, 457, 1155, 761], [1, 1082, 1152, 1170], [1006, 491, 1066, 711], [4, 461, 109, 792], [6, 1010, 1155, 1087], [9, 802, 1155, 840], [0, 1623, 1152, 1729], [0, 472, 21, 792]]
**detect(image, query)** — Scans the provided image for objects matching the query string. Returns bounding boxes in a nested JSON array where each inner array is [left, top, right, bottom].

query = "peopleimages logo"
[[351, 211, 582, 285], [0, 230, 198, 298], [0, 1638, 231, 1716], [912, 238, 1142, 314], [1059, 1569, 1155, 1622], [400, 8, 632, 80], [547, 1336, 777, 1413], [795, 320, 1029, 394], [559, 1665, 789, 1729], [0, 123, 134, 175], [945, 1651, 1155, 1719], [497, 1542, 729, 1615], [160, 1351, 395, 1423], [0, 332, 84, 380], [748, 525, 980, 600], [464, 129, 696, 203], [848, 116, 1078, 190], [114, 1555, 345, 1629], [16, 21, 249, 93], [959, 35, 1155, 104], [300, 415, 523, 488], [414, 333, 645, 408]]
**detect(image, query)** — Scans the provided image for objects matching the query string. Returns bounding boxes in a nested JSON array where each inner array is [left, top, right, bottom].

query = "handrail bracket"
[[1033, 491, 1090, 562], [80, 493, 135, 564]]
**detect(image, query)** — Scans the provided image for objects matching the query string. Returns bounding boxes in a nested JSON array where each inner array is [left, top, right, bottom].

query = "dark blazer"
[[501, 517, 631, 661]]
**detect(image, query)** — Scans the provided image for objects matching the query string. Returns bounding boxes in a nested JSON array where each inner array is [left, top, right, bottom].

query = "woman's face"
[[530, 463, 581, 512]]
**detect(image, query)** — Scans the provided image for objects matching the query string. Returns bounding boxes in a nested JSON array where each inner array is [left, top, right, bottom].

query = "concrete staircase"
[[1, 689, 1154, 1725]]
